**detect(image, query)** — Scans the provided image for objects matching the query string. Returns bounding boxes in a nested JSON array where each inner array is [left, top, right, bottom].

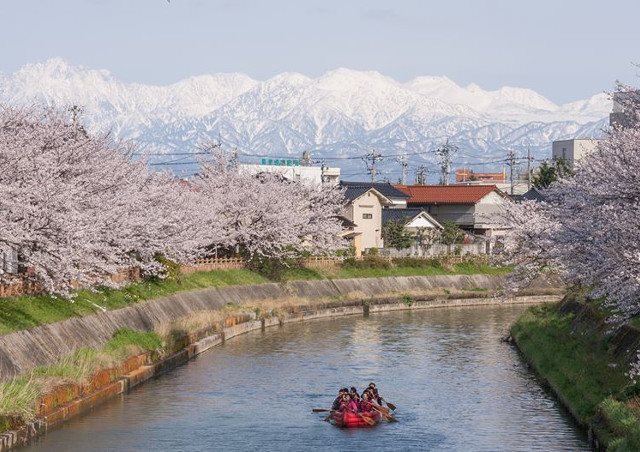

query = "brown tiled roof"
[[394, 184, 499, 205]]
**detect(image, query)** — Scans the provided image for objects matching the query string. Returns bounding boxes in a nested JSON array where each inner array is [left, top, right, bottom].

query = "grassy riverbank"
[[0, 260, 509, 335], [511, 299, 640, 450], [0, 328, 163, 427], [0, 269, 268, 335]]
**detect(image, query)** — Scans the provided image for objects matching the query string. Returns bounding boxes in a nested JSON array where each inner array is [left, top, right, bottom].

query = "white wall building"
[[551, 139, 600, 167], [239, 158, 340, 185], [342, 188, 393, 253]]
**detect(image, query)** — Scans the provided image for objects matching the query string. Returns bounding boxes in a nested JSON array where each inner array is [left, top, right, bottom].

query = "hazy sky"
[[0, 0, 637, 103]]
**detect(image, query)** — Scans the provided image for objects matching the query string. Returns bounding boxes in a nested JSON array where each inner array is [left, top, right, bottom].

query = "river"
[[27, 303, 588, 451]]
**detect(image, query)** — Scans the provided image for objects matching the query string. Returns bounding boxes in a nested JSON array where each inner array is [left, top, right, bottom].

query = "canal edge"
[[1, 292, 561, 451]]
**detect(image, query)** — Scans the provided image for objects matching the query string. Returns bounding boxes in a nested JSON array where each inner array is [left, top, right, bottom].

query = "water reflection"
[[28, 304, 588, 451]]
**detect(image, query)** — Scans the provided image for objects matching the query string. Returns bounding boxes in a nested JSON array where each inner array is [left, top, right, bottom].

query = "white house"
[[342, 186, 394, 254], [381, 208, 443, 233]]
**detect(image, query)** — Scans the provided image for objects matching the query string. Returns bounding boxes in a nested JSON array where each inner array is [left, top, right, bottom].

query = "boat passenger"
[[331, 388, 347, 411], [350, 394, 360, 413], [340, 393, 358, 413], [367, 382, 383, 405], [360, 392, 374, 414]]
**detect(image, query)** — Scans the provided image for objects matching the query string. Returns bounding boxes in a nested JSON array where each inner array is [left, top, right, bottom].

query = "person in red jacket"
[[339, 393, 358, 413]]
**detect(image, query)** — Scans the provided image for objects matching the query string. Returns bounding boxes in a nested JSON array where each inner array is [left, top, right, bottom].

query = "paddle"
[[370, 404, 398, 423], [312, 408, 331, 412], [324, 410, 335, 422], [384, 400, 397, 411], [358, 413, 376, 426], [372, 404, 391, 415]]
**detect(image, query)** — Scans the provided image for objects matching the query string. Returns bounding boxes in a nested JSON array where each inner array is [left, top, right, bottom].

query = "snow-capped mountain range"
[[0, 58, 610, 179]]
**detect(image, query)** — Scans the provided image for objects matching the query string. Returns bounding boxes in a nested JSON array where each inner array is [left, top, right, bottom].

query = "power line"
[[133, 151, 210, 157], [150, 161, 202, 166]]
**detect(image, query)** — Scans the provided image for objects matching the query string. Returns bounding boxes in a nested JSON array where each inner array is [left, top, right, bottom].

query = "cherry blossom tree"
[[498, 198, 563, 290], [193, 144, 345, 260], [0, 108, 345, 295], [500, 84, 640, 321], [0, 106, 202, 294]]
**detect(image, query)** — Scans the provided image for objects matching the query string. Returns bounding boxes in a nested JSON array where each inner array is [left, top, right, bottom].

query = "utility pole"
[[362, 149, 383, 182], [526, 148, 533, 191], [69, 105, 83, 139], [507, 150, 517, 195], [231, 147, 239, 166], [415, 165, 427, 185], [397, 153, 408, 185], [435, 140, 458, 185]]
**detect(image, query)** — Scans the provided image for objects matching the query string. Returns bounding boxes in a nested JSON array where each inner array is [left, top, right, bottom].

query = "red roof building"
[[455, 168, 507, 183], [393, 184, 510, 237], [394, 184, 500, 205]]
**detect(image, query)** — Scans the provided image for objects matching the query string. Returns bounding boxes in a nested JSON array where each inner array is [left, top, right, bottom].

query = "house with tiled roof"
[[381, 208, 443, 233], [340, 181, 409, 208], [341, 183, 396, 255], [394, 184, 510, 239], [511, 187, 545, 203]]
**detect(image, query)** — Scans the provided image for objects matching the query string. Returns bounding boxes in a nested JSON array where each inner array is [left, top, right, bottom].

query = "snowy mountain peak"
[[264, 72, 311, 87], [318, 68, 399, 87], [494, 86, 557, 111], [0, 59, 611, 176], [14, 58, 114, 86]]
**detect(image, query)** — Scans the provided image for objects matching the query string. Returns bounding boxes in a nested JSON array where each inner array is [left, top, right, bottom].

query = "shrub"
[[440, 221, 465, 246], [247, 256, 290, 281], [153, 254, 181, 281], [382, 220, 413, 250], [392, 257, 443, 269], [341, 256, 391, 270]]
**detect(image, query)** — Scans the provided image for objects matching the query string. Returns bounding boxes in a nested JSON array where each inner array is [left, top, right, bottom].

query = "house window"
[[362, 213, 373, 219]]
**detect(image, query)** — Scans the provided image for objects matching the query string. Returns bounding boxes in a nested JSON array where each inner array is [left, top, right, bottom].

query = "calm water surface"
[[28, 304, 588, 451]]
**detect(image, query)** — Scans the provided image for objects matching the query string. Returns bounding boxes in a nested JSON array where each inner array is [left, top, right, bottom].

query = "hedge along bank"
[[0, 275, 562, 450]]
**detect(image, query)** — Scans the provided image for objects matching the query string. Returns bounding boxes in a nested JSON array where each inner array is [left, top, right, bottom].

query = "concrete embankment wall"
[[0, 274, 557, 381]]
